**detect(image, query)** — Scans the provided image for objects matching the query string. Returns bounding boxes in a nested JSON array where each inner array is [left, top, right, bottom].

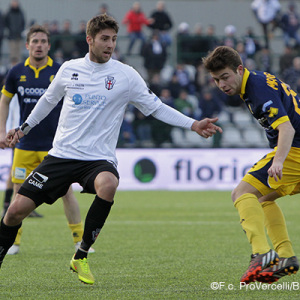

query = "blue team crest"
[[105, 76, 116, 90]]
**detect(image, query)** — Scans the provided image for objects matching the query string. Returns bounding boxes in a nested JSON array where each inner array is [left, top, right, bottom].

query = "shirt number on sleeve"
[[281, 82, 300, 115]]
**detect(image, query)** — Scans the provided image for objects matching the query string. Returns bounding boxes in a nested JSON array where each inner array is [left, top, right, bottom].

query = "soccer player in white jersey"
[[0, 14, 222, 285]]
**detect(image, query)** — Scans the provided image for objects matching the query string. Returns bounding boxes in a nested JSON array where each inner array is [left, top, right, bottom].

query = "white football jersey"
[[40, 55, 162, 164]]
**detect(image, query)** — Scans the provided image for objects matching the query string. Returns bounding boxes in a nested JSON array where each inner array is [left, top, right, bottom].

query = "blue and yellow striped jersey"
[[240, 68, 300, 148], [2, 57, 62, 151]]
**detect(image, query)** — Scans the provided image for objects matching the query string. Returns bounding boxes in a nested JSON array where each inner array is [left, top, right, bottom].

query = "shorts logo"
[[14, 167, 26, 180], [105, 76, 116, 90], [28, 172, 48, 189]]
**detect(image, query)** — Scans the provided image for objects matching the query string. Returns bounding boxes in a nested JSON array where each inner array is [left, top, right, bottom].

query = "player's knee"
[[94, 172, 118, 200], [4, 203, 24, 225]]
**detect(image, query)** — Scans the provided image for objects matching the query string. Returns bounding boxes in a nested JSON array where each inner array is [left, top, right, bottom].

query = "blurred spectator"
[[194, 62, 211, 95], [177, 22, 190, 36], [176, 22, 193, 64], [206, 24, 219, 51], [112, 47, 126, 63], [59, 19, 76, 60], [255, 47, 273, 72], [242, 27, 261, 58], [159, 88, 174, 107], [221, 25, 238, 48], [142, 30, 167, 81], [53, 49, 64, 65], [97, 3, 115, 19], [172, 63, 195, 94], [98, 3, 109, 16], [118, 111, 136, 147], [296, 77, 300, 94], [5, 0, 25, 63], [132, 109, 153, 147], [151, 88, 174, 146], [42, 20, 50, 32], [0, 9, 5, 58], [279, 45, 297, 76], [244, 58, 257, 71], [251, 0, 281, 49], [148, 1, 173, 46], [236, 41, 248, 65], [148, 73, 163, 96], [282, 56, 300, 91], [122, 1, 153, 55], [279, 1, 300, 48], [49, 20, 60, 36], [167, 74, 182, 99], [199, 87, 223, 119], [174, 89, 196, 118], [75, 20, 89, 57]]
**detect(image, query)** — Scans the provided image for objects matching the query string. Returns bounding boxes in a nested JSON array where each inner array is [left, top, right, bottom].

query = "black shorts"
[[18, 155, 119, 206]]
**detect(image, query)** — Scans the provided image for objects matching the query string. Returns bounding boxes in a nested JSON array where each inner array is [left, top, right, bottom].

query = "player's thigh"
[[11, 149, 48, 184], [243, 147, 300, 197], [19, 155, 73, 206], [232, 180, 262, 202]]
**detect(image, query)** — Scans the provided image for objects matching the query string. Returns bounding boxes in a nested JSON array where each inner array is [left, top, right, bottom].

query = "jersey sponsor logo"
[[18, 86, 47, 97], [73, 94, 83, 105], [14, 167, 26, 180], [24, 98, 38, 103], [68, 83, 85, 90], [72, 93, 107, 110], [105, 76, 116, 90], [28, 172, 48, 189]]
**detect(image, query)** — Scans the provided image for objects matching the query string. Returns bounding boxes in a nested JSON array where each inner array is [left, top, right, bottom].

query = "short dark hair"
[[86, 14, 119, 39], [202, 46, 243, 73], [26, 24, 50, 43]]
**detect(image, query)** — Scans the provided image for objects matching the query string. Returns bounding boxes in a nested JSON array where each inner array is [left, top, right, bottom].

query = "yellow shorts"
[[12, 148, 48, 184], [243, 147, 300, 197]]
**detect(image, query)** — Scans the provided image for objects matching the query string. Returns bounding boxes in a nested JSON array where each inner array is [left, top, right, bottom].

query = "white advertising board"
[[0, 148, 269, 191]]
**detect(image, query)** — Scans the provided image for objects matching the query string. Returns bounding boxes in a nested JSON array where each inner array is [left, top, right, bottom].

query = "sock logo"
[[133, 158, 156, 183], [92, 228, 101, 241]]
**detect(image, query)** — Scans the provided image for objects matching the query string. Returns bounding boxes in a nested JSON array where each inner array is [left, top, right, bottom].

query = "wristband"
[[19, 123, 32, 135]]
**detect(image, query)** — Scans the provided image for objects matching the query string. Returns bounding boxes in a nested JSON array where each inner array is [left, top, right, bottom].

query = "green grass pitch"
[[0, 190, 299, 299]]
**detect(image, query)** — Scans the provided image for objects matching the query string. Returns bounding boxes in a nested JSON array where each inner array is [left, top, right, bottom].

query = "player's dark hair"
[[86, 13, 119, 38], [26, 24, 50, 43], [202, 46, 243, 73]]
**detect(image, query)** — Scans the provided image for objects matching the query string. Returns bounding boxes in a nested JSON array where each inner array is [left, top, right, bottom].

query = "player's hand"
[[191, 117, 223, 138], [6, 128, 25, 148], [0, 131, 8, 149], [268, 161, 283, 182]]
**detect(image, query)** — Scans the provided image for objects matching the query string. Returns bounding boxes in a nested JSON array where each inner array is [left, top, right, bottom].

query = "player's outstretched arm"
[[191, 117, 223, 138]]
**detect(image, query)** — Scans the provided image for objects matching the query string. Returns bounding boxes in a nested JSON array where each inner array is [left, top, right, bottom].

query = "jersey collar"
[[84, 53, 112, 70], [25, 56, 53, 78], [24, 56, 53, 68], [240, 67, 250, 100]]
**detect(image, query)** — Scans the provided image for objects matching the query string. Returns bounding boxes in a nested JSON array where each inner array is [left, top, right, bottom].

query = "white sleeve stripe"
[[151, 103, 195, 129]]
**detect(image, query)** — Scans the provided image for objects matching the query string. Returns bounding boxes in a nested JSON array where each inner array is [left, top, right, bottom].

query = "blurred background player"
[[0, 24, 94, 255]]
